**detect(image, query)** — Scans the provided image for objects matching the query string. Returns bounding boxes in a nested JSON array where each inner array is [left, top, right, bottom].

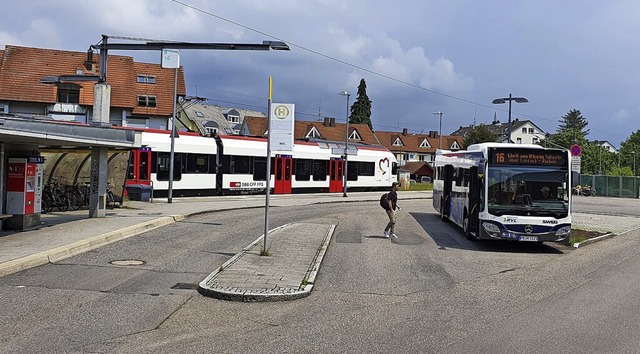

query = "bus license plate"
[[519, 235, 538, 242]]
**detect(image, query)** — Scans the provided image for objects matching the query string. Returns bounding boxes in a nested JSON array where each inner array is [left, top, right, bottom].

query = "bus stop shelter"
[[0, 114, 141, 229]]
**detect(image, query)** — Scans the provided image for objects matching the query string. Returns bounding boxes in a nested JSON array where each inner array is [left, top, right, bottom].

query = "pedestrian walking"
[[382, 182, 400, 238]]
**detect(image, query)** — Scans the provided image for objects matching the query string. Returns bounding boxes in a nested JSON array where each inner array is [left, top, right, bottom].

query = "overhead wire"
[[170, 0, 623, 139]]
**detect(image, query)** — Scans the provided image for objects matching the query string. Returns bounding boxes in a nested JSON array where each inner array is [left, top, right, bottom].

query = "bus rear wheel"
[[440, 199, 447, 222]]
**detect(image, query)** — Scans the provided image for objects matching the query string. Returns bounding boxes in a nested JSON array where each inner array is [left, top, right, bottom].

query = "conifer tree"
[[349, 78, 373, 130]]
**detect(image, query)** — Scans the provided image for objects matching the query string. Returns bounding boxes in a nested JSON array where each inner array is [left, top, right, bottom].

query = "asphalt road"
[[1, 198, 639, 353]]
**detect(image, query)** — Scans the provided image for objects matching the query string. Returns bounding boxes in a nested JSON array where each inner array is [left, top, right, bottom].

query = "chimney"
[[84, 49, 94, 71], [324, 117, 330, 126], [331, 117, 335, 127], [402, 128, 408, 136]]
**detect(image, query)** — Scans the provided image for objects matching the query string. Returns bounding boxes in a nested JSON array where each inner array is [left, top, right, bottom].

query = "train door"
[[329, 158, 343, 193], [274, 155, 292, 194], [126, 148, 152, 186]]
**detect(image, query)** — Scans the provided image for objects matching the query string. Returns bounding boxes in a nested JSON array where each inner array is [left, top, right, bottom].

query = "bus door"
[[467, 166, 480, 236], [274, 155, 292, 194], [441, 165, 454, 219], [329, 158, 343, 193], [126, 148, 152, 186]]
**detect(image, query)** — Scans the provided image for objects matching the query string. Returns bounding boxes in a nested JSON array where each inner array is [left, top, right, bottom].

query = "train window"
[[208, 155, 217, 174], [392, 162, 398, 175], [358, 162, 375, 176], [186, 153, 209, 173], [140, 153, 149, 180], [253, 157, 267, 181], [218, 155, 231, 174], [347, 163, 358, 181], [313, 160, 328, 181], [151, 152, 158, 173], [230, 155, 251, 174], [156, 152, 183, 181], [295, 159, 312, 181]]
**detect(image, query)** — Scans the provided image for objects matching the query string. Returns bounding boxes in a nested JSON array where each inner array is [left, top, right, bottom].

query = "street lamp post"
[[339, 91, 350, 197], [633, 151, 636, 176], [433, 111, 443, 149], [492, 94, 528, 143]]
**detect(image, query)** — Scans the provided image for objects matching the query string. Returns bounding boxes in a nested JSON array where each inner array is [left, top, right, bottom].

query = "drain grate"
[[171, 283, 199, 290]]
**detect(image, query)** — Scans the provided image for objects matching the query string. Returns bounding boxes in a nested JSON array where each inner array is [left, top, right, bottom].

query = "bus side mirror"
[[477, 159, 486, 178]]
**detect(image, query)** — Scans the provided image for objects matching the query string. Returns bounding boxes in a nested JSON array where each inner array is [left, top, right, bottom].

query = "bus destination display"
[[489, 148, 566, 166]]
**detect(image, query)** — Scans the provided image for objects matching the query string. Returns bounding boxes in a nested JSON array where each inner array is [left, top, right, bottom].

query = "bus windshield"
[[487, 165, 569, 218]]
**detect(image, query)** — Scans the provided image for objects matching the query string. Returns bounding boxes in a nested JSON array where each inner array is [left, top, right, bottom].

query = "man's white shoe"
[[383, 231, 390, 238], [390, 233, 398, 238]]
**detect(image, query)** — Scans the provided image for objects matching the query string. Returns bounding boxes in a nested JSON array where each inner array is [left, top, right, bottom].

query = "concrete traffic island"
[[198, 222, 336, 302]]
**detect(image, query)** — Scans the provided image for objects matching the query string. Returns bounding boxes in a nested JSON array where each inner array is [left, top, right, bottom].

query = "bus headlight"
[[556, 226, 571, 237], [482, 222, 500, 236]]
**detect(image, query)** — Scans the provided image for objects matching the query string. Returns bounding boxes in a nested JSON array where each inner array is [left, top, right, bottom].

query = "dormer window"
[[393, 137, 404, 146], [348, 130, 361, 140], [227, 114, 240, 124], [450, 141, 460, 150], [419, 138, 431, 148], [57, 83, 80, 103], [306, 126, 321, 139]]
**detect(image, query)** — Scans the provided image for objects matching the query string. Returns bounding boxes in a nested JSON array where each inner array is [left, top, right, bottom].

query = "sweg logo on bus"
[[543, 220, 558, 224]]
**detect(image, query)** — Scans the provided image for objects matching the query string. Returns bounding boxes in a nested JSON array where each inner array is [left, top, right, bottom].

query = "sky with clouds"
[[1, 0, 639, 147]]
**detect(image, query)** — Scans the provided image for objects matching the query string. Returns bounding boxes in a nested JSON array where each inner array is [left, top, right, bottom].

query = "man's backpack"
[[379, 192, 389, 209]]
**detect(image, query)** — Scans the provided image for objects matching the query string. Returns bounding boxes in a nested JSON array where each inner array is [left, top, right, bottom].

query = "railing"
[[578, 174, 640, 198]]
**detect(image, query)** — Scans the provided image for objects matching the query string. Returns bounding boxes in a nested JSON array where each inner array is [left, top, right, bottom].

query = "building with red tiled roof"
[[0, 45, 185, 129], [241, 116, 382, 146], [375, 128, 463, 180]]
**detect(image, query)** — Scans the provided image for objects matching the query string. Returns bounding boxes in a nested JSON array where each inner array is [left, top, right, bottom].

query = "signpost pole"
[[263, 77, 272, 254]]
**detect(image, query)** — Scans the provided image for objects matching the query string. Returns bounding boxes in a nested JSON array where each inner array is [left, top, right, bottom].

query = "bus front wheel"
[[463, 210, 478, 241]]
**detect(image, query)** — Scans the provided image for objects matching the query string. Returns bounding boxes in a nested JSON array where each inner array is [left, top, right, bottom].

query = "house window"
[[57, 83, 80, 103], [227, 115, 240, 124], [137, 75, 156, 84], [137, 95, 157, 107], [348, 130, 361, 140], [205, 127, 218, 136], [419, 139, 430, 148], [528, 128, 534, 133], [517, 137, 522, 144], [532, 137, 539, 144], [522, 127, 527, 134], [196, 111, 204, 117], [393, 137, 404, 146]]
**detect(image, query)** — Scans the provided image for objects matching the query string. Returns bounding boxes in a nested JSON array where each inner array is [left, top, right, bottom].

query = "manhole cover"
[[109, 260, 145, 266]]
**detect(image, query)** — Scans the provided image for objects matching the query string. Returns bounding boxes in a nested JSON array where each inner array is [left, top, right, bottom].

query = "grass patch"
[[402, 183, 433, 191], [568, 229, 609, 244]]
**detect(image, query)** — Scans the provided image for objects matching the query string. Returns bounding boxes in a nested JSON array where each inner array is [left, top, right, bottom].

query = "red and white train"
[[125, 129, 398, 197]]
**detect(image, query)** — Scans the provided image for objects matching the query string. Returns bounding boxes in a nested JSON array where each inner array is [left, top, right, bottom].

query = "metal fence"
[[579, 174, 640, 198]]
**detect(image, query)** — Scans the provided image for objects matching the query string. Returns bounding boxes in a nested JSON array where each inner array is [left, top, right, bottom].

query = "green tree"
[[349, 78, 373, 129], [619, 129, 640, 176], [463, 125, 498, 148], [557, 109, 590, 139]]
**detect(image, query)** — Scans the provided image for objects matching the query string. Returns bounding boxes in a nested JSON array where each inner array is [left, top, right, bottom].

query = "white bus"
[[433, 143, 571, 243]]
